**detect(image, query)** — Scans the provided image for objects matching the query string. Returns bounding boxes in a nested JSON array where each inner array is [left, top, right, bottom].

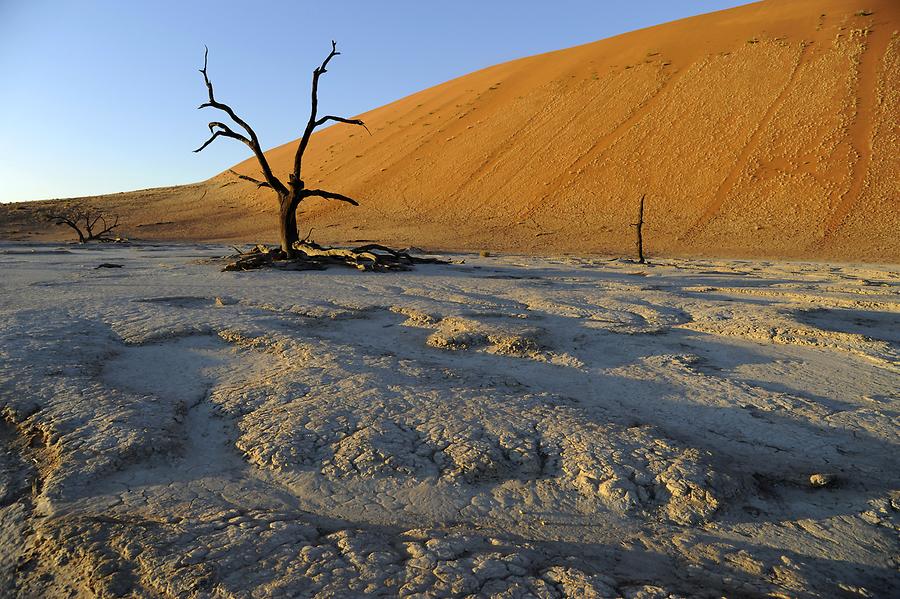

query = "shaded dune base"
[[3, 0, 899, 261]]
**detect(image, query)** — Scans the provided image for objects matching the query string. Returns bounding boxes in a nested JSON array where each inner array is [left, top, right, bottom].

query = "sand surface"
[[2, 0, 898, 261], [0, 242, 897, 597]]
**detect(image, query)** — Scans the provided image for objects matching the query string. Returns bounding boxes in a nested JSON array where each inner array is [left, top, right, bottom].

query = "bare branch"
[[197, 47, 257, 138], [194, 122, 251, 153], [194, 130, 227, 153], [88, 213, 103, 236], [197, 131, 236, 153], [321, 40, 340, 72], [314, 115, 371, 135], [227, 169, 272, 189], [51, 216, 76, 228], [208, 121, 250, 144], [293, 41, 342, 181], [95, 215, 120, 238], [302, 189, 360, 206], [196, 47, 286, 194], [200, 46, 214, 101]]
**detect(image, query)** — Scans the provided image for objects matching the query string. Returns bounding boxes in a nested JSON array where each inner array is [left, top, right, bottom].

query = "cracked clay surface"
[[0, 243, 897, 597]]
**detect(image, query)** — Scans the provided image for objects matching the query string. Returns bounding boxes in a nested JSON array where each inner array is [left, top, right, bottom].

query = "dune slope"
[[3, 0, 899, 261]]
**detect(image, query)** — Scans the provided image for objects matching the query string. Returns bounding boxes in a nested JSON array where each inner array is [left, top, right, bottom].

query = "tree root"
[[222, 242, 447, 272]]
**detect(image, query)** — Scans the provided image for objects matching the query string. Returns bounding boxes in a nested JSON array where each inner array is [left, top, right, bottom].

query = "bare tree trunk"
[[287, 209, 298, 252], [634, 194, 645, 264], [278, 194, 300, 256], [70, 225, 87, 244]]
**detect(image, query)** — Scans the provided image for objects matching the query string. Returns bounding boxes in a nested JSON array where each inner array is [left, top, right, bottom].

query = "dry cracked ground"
[[0, 243, 897, 598]]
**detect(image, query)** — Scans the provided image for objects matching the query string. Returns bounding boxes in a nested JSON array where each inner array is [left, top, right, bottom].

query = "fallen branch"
[[220, 242, 447, 272]]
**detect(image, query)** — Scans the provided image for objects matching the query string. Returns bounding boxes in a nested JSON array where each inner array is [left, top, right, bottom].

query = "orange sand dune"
[[3, 0, 898, 261]]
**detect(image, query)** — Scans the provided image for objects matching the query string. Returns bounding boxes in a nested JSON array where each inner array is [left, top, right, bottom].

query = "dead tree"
[[631, 194, 646, 264], [38, 203, 120, 243], [194, 43, 367, 257]]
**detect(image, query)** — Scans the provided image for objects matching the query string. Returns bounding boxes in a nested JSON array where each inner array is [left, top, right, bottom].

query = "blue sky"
[[0, 1, 750, 203]]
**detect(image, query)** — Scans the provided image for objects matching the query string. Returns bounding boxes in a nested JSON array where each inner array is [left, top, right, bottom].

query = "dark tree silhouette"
[[631, 194, 646, 264], [38, 203, 120, 243], [194, 42, 367, 257]]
